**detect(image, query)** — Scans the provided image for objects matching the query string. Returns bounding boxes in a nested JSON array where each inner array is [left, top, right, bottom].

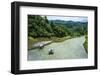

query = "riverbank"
[[83, 35, 88, 53], [28, 35, 84, 50], [29, 41, 52, 50], [28, 36, 71, 50]]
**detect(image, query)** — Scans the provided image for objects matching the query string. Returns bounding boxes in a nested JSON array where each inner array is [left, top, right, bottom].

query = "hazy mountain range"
[[49, 20, 88, 26]]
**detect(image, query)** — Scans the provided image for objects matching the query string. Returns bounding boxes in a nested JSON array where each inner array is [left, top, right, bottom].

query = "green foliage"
[[44, 16, 49, 23], [50, 20, 88, 37], [28, 36, 38, 50], [83, 35, 88, 53], [28, 15, 53, 37], [28, 15, 68, 38], [28, 15, 88, 39]]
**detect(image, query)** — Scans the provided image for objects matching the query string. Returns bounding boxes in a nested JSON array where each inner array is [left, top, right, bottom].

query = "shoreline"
[[28, 35, 85, 50]]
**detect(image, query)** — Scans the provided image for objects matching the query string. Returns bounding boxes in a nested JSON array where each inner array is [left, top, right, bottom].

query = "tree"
[[44, 16, 49, 24]]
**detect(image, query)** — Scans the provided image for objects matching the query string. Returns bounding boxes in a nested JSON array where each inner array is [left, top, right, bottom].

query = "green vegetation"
[[28, 36, 38, 49], [28, 36, 71, 50], [83, 35, 88, 53], [28, 15, 67, 38], [50, 20, 87, 37], [28, 15, 88, 50]]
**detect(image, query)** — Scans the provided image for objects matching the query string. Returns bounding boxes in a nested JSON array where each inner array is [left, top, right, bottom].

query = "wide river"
[[28, 36, 88, 61]]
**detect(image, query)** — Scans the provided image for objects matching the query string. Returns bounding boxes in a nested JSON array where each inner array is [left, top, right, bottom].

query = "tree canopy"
[[28, 15, 88, 38]]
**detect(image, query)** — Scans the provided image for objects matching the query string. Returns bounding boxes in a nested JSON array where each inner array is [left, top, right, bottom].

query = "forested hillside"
[[49, 20, 87, 37], [28, 15, 87, 38]]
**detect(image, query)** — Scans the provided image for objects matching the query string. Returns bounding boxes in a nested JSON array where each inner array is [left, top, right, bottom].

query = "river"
[[28, 36, 88, 61]]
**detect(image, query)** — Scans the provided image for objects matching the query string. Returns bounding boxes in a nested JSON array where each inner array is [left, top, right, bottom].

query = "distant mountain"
[[49, 19, 88, 36], [49, 20, 88, 26]]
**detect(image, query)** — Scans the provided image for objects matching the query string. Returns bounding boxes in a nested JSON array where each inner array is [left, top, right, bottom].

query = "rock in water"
[[39, 44, 44, 49], [48, 48, 54, 55]]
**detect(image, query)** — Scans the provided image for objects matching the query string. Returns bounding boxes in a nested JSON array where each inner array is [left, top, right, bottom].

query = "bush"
[[83, 35, 88, 53], [28, 36, 38, 50]]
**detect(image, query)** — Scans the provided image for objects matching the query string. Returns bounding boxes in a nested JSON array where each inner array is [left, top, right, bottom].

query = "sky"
[[46, 16, 88, 22]]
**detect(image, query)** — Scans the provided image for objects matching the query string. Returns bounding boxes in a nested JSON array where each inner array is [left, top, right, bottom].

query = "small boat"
[[48, 48, 54, 55]]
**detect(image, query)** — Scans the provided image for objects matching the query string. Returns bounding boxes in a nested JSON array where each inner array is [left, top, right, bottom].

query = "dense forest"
[[28, 15, 88, 52], [28, 15, 87, 38]]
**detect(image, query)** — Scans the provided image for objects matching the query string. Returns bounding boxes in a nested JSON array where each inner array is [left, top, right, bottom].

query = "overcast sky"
[[47, 16, 88, 22]]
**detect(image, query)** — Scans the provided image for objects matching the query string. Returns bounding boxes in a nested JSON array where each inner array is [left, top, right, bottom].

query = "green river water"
[[28, 36, 88, 61]]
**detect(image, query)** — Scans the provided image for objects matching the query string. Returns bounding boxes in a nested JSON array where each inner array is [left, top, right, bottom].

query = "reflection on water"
[[28, 36, 88, 61]]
